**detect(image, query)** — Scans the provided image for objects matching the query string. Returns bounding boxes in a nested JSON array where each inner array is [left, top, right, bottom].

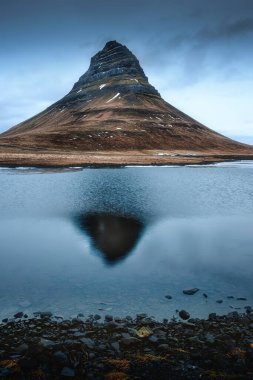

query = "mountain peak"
[[103, 40, 124, 51], [71, 40, 155, 93]]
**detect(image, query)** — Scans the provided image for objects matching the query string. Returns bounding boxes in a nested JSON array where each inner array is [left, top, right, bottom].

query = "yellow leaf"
[[136, 326, 153, 338]]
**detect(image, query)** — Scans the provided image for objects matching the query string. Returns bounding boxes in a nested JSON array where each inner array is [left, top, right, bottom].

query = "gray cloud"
[[204, 17, 253, 38]]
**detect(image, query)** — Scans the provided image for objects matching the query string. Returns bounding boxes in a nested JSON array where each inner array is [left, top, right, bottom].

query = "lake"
[[0, 162, 253, 321]]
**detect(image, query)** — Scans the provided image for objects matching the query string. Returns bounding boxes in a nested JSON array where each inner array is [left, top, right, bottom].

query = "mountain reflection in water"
[[75, 213, 144, 264]]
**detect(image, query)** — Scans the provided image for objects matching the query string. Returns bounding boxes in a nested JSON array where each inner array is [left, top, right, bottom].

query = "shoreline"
[[0, 152, 253, 169], [1, 310, 252, 379]]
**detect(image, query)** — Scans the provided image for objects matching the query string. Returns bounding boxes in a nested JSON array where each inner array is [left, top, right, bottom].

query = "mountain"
[[0, 40, 252, 166]]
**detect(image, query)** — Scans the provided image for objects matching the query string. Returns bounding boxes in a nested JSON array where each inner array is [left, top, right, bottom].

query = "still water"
[[0, 162, 253, 320]]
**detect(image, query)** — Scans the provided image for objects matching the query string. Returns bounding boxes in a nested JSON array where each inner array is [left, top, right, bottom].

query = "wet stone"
[[116, 317, 126, 323], [105, 321, 118, 328], [40, 311, 53, 318], [14, 312, 24, 318], [245, 305, 252, 314], [149, 335, 159, 343], [15, 343, 29, 353], [39, 338, 56, 348], [80, 337, 95, 348], [137, 313, 147, 319], [205, 333, 215, 343], [183, 288, 199, 295], [158, 344, 169, 350], [179, 310, 190, 320], [98, 344, 107, 350], [121, 337, 140, 346], [208, 313, 217, 320], [61, 367, 75, 377], [111, 341, 120, 351], [53, 351, 68, 362]]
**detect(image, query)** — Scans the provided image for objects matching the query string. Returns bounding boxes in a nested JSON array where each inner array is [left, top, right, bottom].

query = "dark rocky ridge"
[[54, 41, 160, 109], [72, 41, 157, 92], [0, 40, 253, 162]]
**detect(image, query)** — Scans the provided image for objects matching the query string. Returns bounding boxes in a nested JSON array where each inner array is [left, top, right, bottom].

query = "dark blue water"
[[0, 162, 253, 320]]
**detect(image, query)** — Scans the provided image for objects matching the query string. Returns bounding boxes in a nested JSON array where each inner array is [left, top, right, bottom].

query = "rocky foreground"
[[0, 311, 252, 379], [0, 150, 253, 167]]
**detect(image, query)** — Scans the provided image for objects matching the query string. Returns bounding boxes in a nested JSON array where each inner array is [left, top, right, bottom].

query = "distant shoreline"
[[0, 150, 253, 168]]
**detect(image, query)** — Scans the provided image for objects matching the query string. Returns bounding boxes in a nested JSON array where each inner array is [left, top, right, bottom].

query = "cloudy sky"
[[1, 0, 253, 143]]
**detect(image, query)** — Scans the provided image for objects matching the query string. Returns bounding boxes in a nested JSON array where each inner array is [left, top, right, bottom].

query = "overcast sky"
[[1, 0, 253, 143]]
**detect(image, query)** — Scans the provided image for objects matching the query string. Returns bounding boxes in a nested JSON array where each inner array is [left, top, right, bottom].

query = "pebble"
[[149, 335, 159, 343], [216, 299, 223, 304], [205, 333, 215, 343], [111, 342, 120, 351], [121, 337, 140, 346], [80, 337, 95, 349], [40, 338, 56, 348], [73, 331, 85, 337], [158, 344, 169, 350], [179, 310, 190, 320], [165, 295, 172, 299], [183, 288, 199, 295], [14, 312, 24, 318], [105, 321, 118, 328], [128, 328, 138, 336], [114, 316, 123, 323], [15, 343, 29, 353], [40, 311, 53, 318], [137, 313, 147, 319], [61, 367, 75, 377], [98, 344, 107, 350], [53, 351, 68, 361], [245, 305, 252, 314], [105, 315, 113, 322]]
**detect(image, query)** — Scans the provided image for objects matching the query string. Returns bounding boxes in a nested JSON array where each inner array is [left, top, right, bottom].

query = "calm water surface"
[[0, 162, 253, 320]]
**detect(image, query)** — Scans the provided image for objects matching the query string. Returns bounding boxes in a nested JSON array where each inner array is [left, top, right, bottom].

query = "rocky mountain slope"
[[0, 40, 252, 165]]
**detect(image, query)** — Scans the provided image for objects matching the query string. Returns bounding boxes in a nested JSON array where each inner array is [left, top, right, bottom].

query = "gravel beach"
[[0, 310, 252, 379]]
